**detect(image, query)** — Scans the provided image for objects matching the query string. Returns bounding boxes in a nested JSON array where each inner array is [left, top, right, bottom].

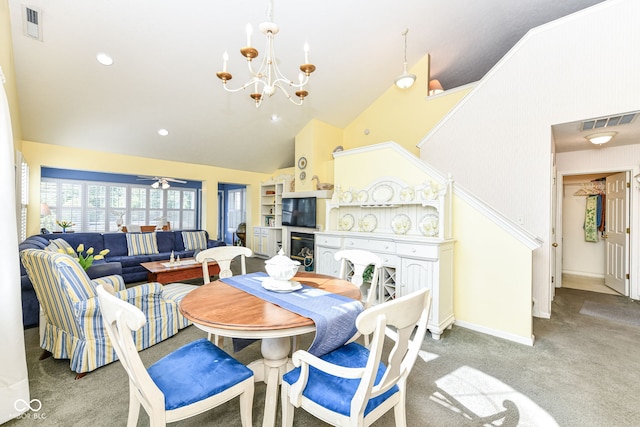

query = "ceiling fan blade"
[[136, 175, 159, 180], [165, 178, 187, 183]]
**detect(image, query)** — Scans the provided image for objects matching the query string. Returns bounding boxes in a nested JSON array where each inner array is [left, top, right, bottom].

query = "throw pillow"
[[126, 232, 159, 256], [46, 238, 78, 258], [182, 231, 207, 251]]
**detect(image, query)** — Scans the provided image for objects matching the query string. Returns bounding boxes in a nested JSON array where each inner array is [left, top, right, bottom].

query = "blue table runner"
[[221, 272, 364, 357]]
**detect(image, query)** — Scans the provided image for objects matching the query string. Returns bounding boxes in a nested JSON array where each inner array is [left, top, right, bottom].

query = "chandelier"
[[216, 1, 316, 107]]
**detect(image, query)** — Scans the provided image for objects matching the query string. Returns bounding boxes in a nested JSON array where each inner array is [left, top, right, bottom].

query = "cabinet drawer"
[[378, 254, 400, 267], [315, 235, 342, 248], [396, 243, 439, 259], [343, 238, 396, 253]]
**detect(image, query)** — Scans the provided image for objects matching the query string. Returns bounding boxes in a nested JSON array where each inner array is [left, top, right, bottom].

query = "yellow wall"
[[0, 0, 22, 150], [341, 55, 471, 155], [452, 195, 533, 338], [294, 119, 341, 192], [21, 141, 271, 242]]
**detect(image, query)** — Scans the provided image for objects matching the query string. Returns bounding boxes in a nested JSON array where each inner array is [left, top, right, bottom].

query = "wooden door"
[[604, 172, 629, 295]]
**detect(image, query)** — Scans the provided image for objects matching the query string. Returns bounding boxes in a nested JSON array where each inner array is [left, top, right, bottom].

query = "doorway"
[[218, 183, 247, 245], [558, 171, 629, 296]]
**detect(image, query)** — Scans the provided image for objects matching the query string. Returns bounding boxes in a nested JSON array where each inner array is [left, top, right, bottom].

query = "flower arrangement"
[[56, 220, 75, 232], [60, 244, 110, 271]]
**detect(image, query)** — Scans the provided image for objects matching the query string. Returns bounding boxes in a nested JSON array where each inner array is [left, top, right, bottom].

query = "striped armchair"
[[20, 249, 196, 376]]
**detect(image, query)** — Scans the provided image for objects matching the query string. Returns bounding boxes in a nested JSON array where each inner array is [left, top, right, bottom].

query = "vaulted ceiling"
[[8, 0, 606, 173]]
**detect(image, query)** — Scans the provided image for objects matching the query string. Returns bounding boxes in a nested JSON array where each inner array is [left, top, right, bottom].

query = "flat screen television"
[[282, 197, 317, 228]]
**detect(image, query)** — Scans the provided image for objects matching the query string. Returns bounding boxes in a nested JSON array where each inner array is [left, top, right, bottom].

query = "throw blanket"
[[584, 195, 598, 242], [221, 272, 364, 357]]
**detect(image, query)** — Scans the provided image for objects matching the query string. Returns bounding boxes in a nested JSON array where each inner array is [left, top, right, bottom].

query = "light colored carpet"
[[579, 299, 640, 327]]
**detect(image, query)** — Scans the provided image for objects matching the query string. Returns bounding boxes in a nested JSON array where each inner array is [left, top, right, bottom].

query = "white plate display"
[[341, 190, 353, 204], [338, 214, 355, 231], [356, 190, 368, 203], [359, 214, 377, 232], [391, 214, 412, 235], [418, 214, 439, 237], [399, 187, 415, 202], [372, 184, 394, 203], [262, 279, 303, 293]]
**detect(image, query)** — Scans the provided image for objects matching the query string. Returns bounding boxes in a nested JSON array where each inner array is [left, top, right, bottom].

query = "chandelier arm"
[[273, 84, 304, 105]]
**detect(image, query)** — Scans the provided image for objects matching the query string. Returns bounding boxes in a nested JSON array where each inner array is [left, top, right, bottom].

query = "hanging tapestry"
[[584, 195, 598, 242]]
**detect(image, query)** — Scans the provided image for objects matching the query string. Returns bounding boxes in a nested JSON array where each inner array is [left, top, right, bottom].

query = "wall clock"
[[298, 156, 307, 169]]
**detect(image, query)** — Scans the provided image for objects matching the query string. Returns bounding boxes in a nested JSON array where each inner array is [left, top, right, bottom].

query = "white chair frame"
[[96, 285, 254, 427], [196, 245, 253, 282], [282, 288, 432, 427]]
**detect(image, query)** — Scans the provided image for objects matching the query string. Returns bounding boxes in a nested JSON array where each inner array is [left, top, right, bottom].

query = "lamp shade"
[[428, 79, 444, 96]]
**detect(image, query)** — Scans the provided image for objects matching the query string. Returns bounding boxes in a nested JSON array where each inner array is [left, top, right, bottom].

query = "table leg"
[[247, 336, 292, 427]]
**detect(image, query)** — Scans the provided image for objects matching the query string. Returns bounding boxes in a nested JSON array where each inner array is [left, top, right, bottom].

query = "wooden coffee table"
[[140, 258, 220, 284]]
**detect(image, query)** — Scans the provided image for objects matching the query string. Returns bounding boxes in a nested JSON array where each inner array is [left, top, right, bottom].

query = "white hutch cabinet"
[[315, 177, 455, 339]]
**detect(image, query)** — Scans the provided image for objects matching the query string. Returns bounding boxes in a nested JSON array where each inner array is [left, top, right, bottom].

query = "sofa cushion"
[[182, 230, 208, 251], [103, 232, 128, 256], [126, 232, 159, 256], [155, 231, 176, 253], [46, 238, 77, 258]]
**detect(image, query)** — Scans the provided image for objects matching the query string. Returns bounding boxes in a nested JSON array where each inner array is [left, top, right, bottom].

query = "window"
[[227, 188, 246, 231], [40, 174, 200, 232]]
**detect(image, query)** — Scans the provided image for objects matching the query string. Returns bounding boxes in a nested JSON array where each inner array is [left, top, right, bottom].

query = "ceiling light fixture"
[[158, 129, 169, 136], [394, 29, 416, 89], [586, 131, 617, 145], [216, 0, 315, 107]]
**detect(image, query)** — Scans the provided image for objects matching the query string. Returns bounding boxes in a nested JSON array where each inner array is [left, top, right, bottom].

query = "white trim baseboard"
[[454, 319, 535, 346]]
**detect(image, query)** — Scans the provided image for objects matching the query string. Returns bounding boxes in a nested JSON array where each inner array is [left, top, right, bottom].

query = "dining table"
[[179, 271, 362, 427]]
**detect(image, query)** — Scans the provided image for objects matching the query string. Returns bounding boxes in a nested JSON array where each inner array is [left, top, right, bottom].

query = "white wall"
[[418, 0, 640, 316], [562, 182, 606, 277]]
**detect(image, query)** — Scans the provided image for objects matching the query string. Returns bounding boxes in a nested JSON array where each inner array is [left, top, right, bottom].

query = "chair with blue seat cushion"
[[96, 285, 254, 427], [20, 248, 195, 377], [281, 288, 432, 427]]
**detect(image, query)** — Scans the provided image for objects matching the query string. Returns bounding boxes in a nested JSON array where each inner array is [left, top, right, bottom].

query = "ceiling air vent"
[[582, 112, 637, 132], [22, 6, 43, 41]]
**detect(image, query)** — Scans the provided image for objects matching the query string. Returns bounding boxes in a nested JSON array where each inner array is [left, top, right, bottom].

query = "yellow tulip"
[[66, 247, 74, 255], [77, 244, 85, 253], [99, 249, 110, 256], [94, 255, 104, 261], [86, 247, 94, 255]]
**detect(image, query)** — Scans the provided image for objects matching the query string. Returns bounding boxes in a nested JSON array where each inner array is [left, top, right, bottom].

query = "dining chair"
[[196, 245, 253, 282], [334, 249, 382, 309], [96, 285, 255, 427], [281, 288, 432, 427], [334, 249, 383, 346], [195, 245, 253, 346]]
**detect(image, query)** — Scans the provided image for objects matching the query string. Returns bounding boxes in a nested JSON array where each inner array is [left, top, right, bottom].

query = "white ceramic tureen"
[[263, 249, 301, 291]]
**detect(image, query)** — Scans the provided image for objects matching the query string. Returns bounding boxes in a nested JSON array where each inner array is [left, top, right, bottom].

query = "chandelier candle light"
[[216, 0, 315, 107]]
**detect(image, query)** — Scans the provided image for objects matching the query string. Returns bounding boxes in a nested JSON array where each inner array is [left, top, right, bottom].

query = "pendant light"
[[394, 28, 416, 89]]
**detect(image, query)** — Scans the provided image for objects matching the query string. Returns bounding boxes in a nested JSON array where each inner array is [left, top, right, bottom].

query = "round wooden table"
[[179, 271, 361, 427]]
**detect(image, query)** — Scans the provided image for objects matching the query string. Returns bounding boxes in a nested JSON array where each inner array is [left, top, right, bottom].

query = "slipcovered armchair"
[[20, 249, 197, 377]]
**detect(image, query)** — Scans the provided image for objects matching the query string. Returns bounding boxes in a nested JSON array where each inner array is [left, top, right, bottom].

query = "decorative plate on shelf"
[[338, 214, 355, 231], [359, 214, 377, 232], [399, 187, 415, 202], [299, 171, 306, 180], [391, 214, 412, 235], [297, 157, 307, 169], [372, 183, 394, 203], [341, 190, 353, 204], [356, 190, 368, 203], [418, 214, 439, 237]]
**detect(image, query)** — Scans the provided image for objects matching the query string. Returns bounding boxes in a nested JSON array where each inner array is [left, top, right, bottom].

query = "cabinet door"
[[398, 257, 434, 297], [315, 245, 341, 276], [253, 227, 265, 256]]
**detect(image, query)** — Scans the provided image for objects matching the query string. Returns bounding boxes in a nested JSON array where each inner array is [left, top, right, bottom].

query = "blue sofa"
[[19, 230, 225, 328]]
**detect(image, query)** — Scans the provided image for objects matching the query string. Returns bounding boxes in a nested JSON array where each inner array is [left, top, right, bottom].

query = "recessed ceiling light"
[[158, 129, 169, 136], [270, 114, 280, 122], [96, 53, 113, 66]]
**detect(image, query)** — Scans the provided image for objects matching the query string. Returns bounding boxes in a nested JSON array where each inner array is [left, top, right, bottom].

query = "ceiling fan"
[[137, 176, 187, 189]]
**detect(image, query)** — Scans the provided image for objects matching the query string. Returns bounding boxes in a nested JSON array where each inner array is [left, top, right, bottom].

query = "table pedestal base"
[[248, 336, 294, 427]]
